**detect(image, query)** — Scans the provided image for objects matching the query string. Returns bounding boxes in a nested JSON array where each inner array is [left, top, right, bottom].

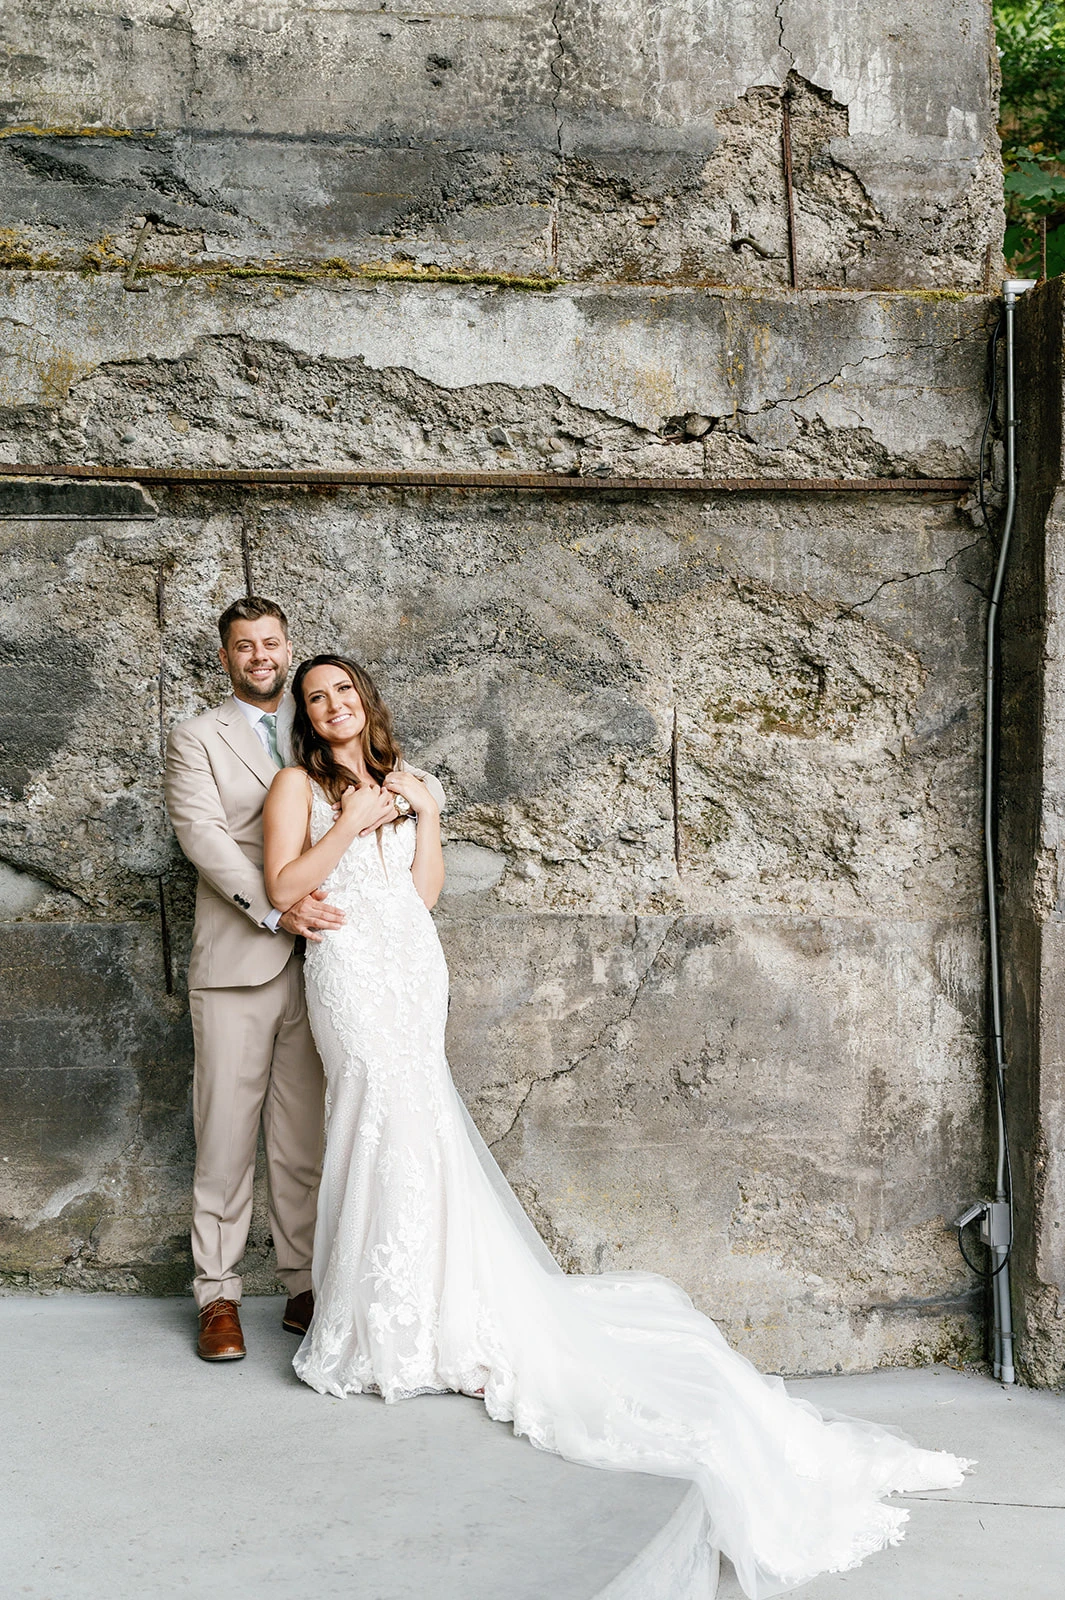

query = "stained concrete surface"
[[0, 277, 993, 479], [3, 1294, 1062, 1600]]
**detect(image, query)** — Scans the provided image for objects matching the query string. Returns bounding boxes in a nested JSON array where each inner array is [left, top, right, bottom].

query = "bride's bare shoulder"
[[267, 765, 312, 808]]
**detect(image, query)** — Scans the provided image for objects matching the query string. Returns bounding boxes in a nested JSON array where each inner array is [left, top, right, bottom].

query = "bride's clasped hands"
[[339, 777, 401, 835]]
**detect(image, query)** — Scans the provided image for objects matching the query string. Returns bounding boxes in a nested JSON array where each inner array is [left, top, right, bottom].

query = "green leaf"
[[1005, 162, 1065, 200]]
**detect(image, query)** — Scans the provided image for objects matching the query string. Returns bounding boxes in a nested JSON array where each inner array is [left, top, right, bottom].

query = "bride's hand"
[[383, 769, 438, 819], [338, 781, 398, 837]]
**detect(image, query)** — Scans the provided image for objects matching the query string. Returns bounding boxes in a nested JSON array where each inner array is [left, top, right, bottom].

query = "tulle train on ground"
[[292, 785, 970, 1600]]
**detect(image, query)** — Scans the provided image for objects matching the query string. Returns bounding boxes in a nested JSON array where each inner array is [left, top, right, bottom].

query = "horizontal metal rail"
[[0, 463, 972, 494]]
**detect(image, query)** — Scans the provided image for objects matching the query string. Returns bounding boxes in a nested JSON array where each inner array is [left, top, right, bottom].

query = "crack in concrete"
[[548, 0, 565, 158], [487, 915, 678, 1150], [487, 1069, 547, 1152], [774, 0, 791, 62], [733, 322, 987, 422], [842, 534, 990, 611]]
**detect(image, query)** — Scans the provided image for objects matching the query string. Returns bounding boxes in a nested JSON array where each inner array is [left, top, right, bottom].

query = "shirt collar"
[[231, 694, 273, 727]]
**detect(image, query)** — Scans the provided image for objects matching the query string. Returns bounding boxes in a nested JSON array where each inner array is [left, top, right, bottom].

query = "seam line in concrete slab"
[[899, 1495, 1065, 1510]]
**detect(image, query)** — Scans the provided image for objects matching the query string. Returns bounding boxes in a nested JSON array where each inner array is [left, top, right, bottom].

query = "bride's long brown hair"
[[291, 654, 402, 803]]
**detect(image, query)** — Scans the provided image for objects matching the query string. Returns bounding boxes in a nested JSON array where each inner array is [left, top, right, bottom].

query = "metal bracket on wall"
[[0, 464, 973, 495]]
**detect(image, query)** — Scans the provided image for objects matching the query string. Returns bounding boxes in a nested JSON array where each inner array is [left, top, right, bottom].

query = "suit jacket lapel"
[[215, 697, 280, 790]]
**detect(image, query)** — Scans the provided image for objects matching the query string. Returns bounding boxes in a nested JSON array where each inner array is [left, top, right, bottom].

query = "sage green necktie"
[[260, 712, 282, 768]]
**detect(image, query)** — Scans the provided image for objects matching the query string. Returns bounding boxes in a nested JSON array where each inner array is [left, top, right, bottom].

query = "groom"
[[164, 596, 340, 1361]]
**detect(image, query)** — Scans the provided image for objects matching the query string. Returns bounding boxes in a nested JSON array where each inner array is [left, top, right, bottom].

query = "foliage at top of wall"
[[996, 0, 1065, 275]]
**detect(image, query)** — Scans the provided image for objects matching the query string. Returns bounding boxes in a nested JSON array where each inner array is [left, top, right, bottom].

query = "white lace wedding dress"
[[293, 781, 970, 1598]]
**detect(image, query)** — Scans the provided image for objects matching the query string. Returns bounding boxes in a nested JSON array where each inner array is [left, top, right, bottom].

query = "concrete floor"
[[2, 1295, 1063, 1600]]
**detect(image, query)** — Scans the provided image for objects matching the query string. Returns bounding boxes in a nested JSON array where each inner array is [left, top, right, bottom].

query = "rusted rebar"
[[781, 88, 799, 290], [240, 520, 256, 596], [0, 463, 972, 494], [122, 218, 153, 293], [156, 564, 166, 759], [157, 875, 174, 996]]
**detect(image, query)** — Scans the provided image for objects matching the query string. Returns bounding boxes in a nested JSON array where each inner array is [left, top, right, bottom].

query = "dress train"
[[292, 783, 970, 1598]]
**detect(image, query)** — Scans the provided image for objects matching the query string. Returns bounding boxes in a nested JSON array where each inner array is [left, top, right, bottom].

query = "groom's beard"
[[232, 663, 288, 703]]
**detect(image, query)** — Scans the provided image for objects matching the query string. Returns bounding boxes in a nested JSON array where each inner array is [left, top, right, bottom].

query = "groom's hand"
[[278, 888, 344, 941]]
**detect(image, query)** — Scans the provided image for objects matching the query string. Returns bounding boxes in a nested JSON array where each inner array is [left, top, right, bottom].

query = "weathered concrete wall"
[[1, 2, 1001, 287], [0, 285, 993, 1367], [0, 1, 1007, 1374]]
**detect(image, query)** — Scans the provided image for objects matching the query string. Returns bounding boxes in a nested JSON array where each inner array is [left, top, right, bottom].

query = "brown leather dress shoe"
[[197, 1297, 246, 1361], [282, 1289, 314, 1335]]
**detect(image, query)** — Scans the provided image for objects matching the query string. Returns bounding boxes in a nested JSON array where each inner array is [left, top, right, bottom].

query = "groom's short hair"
[[218, 596, 289, 647]]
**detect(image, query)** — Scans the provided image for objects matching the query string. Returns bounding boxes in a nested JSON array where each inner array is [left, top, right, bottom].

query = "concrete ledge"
[[0, 275, 990, 482]]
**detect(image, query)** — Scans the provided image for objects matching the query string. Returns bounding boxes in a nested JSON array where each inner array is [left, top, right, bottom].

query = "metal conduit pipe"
[[980, 277, 1036, 1384]]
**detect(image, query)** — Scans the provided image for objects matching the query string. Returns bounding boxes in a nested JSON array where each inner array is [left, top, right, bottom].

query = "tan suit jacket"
[[165, 696, 295, 990]]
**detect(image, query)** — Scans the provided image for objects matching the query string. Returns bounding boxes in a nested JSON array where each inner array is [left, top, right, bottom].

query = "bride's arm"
[[263, 768, 395, 910], [384, 769, 445, 909]]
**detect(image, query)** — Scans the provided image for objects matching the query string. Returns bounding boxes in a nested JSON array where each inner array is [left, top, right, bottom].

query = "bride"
[[263, 652, 970, 1600]]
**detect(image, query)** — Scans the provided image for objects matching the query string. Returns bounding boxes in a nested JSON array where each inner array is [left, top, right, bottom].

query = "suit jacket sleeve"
[[402, 761, 447, 814], [164, 722, 276, 927]]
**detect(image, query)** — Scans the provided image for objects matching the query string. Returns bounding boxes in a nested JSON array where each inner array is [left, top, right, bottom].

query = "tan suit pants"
[[189, 952, 325, 1308]]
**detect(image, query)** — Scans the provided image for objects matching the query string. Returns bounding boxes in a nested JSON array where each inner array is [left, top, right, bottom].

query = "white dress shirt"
[[233, 694, 278, 759]]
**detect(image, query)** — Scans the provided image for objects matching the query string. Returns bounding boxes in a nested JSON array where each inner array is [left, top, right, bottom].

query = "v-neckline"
[[375, 826, 390, 884]]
